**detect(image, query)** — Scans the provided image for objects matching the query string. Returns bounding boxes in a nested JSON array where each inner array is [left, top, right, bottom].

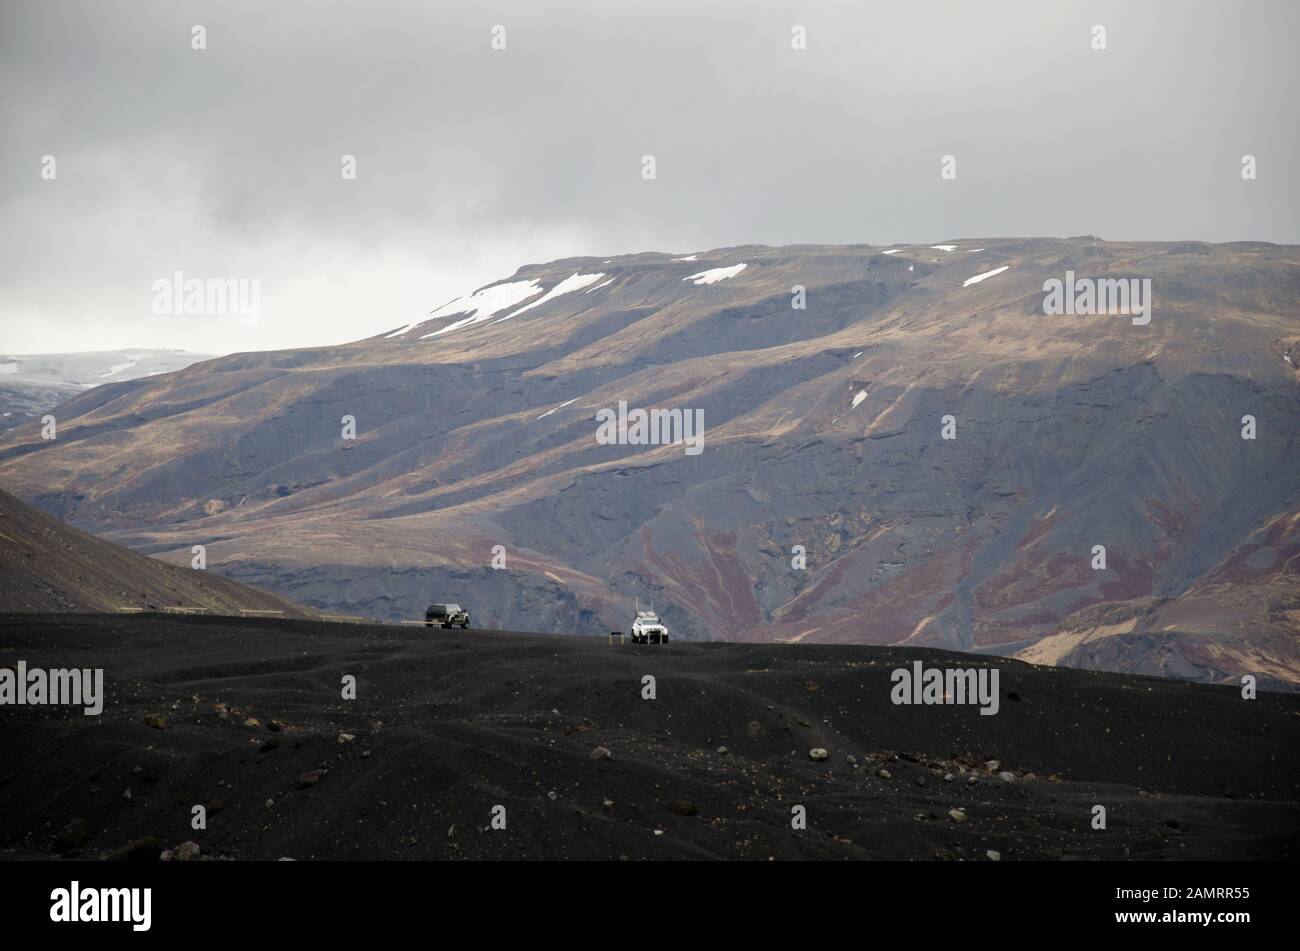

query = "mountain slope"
[[0, 239, 1296, 682], [0, 349, 211, 431], [0, 488, 314, 617]]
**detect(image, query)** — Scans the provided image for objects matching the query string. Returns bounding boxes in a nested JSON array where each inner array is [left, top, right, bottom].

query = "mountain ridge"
[[0, 349, 213, 432], [0, 238, 1296, 684]]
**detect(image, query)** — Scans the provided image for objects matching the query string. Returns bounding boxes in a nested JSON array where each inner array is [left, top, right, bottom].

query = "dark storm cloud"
[[0, 0, 1296, 353]]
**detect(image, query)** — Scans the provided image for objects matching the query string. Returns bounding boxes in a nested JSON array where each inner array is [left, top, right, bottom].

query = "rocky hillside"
[[0, 488, 314, 617], [0, 238, 1296, 683]]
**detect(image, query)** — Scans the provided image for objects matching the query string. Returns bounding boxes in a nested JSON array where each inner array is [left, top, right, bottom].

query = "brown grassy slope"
[[0, 488, 315, 617]]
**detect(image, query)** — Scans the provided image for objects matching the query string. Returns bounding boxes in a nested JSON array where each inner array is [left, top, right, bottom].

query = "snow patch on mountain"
[[100, 357, 139, 378], [684, 263, 747, 285], [422, 280, 544, 338], [536, 397, 580, 420], [963, 265, 1010, 287], [497, 273, 607, 323]]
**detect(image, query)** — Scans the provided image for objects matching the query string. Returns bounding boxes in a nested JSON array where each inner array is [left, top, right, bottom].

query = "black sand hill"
[[1, 613, 1295, 861]]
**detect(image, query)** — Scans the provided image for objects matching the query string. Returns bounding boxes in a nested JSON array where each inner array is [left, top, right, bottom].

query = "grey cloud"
[[1, 0, 1296, 353]]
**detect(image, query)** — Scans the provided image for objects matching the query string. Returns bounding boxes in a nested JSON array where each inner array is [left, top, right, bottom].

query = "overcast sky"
[[1, 0, 1296, 355]]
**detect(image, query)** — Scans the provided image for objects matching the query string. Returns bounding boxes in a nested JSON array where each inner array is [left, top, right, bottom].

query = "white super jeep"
[[630, 609, 669, 644]]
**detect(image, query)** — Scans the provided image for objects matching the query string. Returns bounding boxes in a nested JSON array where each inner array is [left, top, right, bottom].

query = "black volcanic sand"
[[1, 613, 1296, 861]]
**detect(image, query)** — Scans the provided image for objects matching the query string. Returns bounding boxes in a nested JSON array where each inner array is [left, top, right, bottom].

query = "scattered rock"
[[590, 746, 612, 761], [984, 760, 1000, 771], [877, 768, 892, 779], [715, 746, 729, 755], [175, 841, 200, 862], [338, 732, 355, 744], [809, 748, 829, 762], [55, 818, 89, 851], [243, 717, 260, 728], [265, 799, 274, 809], [142, 714, 166, 730], [847, 755, 857, 765], [295, 770, 322, 789], [948, 809, 967, 823], [666, 799, 698, 816], [986, 849, 1002, 861], [105, 836, 161, 862], [998, 771, 1017, 783]]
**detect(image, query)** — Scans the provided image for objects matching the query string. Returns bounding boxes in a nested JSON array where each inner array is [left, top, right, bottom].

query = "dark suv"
[[425, 603, 471, 629]]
